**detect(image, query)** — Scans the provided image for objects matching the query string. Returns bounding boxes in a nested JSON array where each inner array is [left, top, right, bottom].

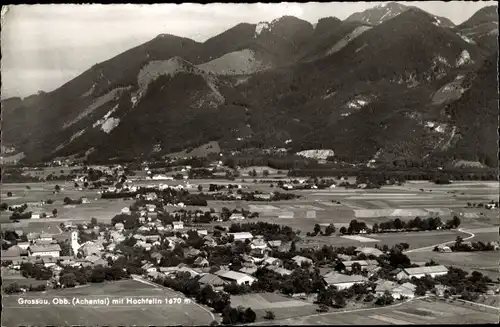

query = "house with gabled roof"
[[396, 265, 448, 280], [355, 247, 384, 257], [198, 273, 228, 290], [215, 270, 257, 285], [194, 257, 209, 267], [267, 265, 292, 276], [292, 255, 313, 266], [323, 272, 368, 290]]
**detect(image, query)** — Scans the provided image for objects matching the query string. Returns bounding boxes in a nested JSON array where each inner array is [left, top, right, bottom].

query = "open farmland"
[[1, 182, 99, 205], [408, 250, 500, 280], [230, 293, 319, 321], [2, 279, 215, 326], [256, 297, 499, 325], [298, 229, 468, 249]]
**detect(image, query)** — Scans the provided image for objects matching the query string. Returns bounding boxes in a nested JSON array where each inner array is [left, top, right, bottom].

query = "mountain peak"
[[346, 2, 455, 28], [314, 17, 342, 35]]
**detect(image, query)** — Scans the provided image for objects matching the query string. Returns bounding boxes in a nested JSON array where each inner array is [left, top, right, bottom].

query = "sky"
[[1, 2, 496, 98]]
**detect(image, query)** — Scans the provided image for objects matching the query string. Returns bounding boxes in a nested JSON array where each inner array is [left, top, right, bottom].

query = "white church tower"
[[71, 231, 80, 257]]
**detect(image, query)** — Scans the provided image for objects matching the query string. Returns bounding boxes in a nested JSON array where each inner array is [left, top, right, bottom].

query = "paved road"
[[404, 228, 475, 253]]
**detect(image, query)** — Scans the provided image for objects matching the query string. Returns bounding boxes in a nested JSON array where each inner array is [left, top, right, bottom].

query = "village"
[[2, 160, 499, 325]]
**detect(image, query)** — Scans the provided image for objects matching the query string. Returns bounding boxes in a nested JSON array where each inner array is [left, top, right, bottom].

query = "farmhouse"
[[114, 223, 124, 231], [17, 242, 30, 250], [144, 235, 161, 243], [34, 239, 57, 245], [159, 265, 200, 277], [185, 248, 201, 258], [397, 265, 449, 280], [39, 233, 53, 241], [28, 244, 61, 257], [145, 204, 156, 212], [267, 240, 282, 248], [229, 232, 254, 241], [436, 244, 452, 252], [292, 255, 313, 266], [267, 265, 292, 276], [355, 247, 384, 257], [172, 221, 184, 230], [239, 266, 258, 275], [264, 257, 282, 266], [198, 273, 228, 290], [323, 272, 368, 290], [26, 233, 40, 242], [204, 236, 217, 247], [250, 238, 268, 250], [215, 270, 257, 285], [342, 260, 379, 270], [194, 257, 209, 267], [142, 263, 158, 273], [229, 213, 245, 220], [392, 282, 417, 299]]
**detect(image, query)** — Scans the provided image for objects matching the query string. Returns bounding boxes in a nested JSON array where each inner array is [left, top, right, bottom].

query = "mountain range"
[[2, 3, 498, 167]]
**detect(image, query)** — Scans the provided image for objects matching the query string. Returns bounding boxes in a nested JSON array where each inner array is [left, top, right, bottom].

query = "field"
[[231, 292, 320, 321], [258, 297, 499, 325], [2, 279, 215, 326], [408, 250, 500, 280]]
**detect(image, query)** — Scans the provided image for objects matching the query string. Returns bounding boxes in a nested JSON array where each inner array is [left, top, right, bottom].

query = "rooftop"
[[215, 270, 256, 281], [403, 265, 448, 275], [198, 273, 228, 286], [29, 244, 62, 253], [324, 272, 368, 284]]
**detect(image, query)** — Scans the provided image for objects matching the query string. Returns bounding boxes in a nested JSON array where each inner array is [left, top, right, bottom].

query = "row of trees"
[[227, 222, 297, 242], [372, 216, 461, 233], [3, 283, 46, 294], [288, 168, 498, 181], [307, 223, 336, 237], [450, 236, 497, 252]]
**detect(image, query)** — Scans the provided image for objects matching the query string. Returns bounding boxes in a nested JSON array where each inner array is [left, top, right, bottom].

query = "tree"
[[452, 216, 461, 228], [7, 192, 12, 197], [334, 261, 346, 272], [317, 304, 329, 313], [393, 218, 404, 230], [415, 283, 427, 296], [375, 291, 394, 305], [60, 273, 77, 288], [263, 170, 269, 177], [264, 310, 275, 320], [198, 185, 203, 192], [26, 186, 31, 190], [83, 182, 89, 188], [313, 224, 321, 235], [324, 224, 336, 236], [334, 292, 346, 308], [243, 308, 256, 323], [74, 182, 79, 188], [372, 223, 379, 233], [339, 226, 347, 234], [54, 185, 61, 192], [351, 262, 362, 275], [52, 209, 58, 217], [90, 217, 98, 226]]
